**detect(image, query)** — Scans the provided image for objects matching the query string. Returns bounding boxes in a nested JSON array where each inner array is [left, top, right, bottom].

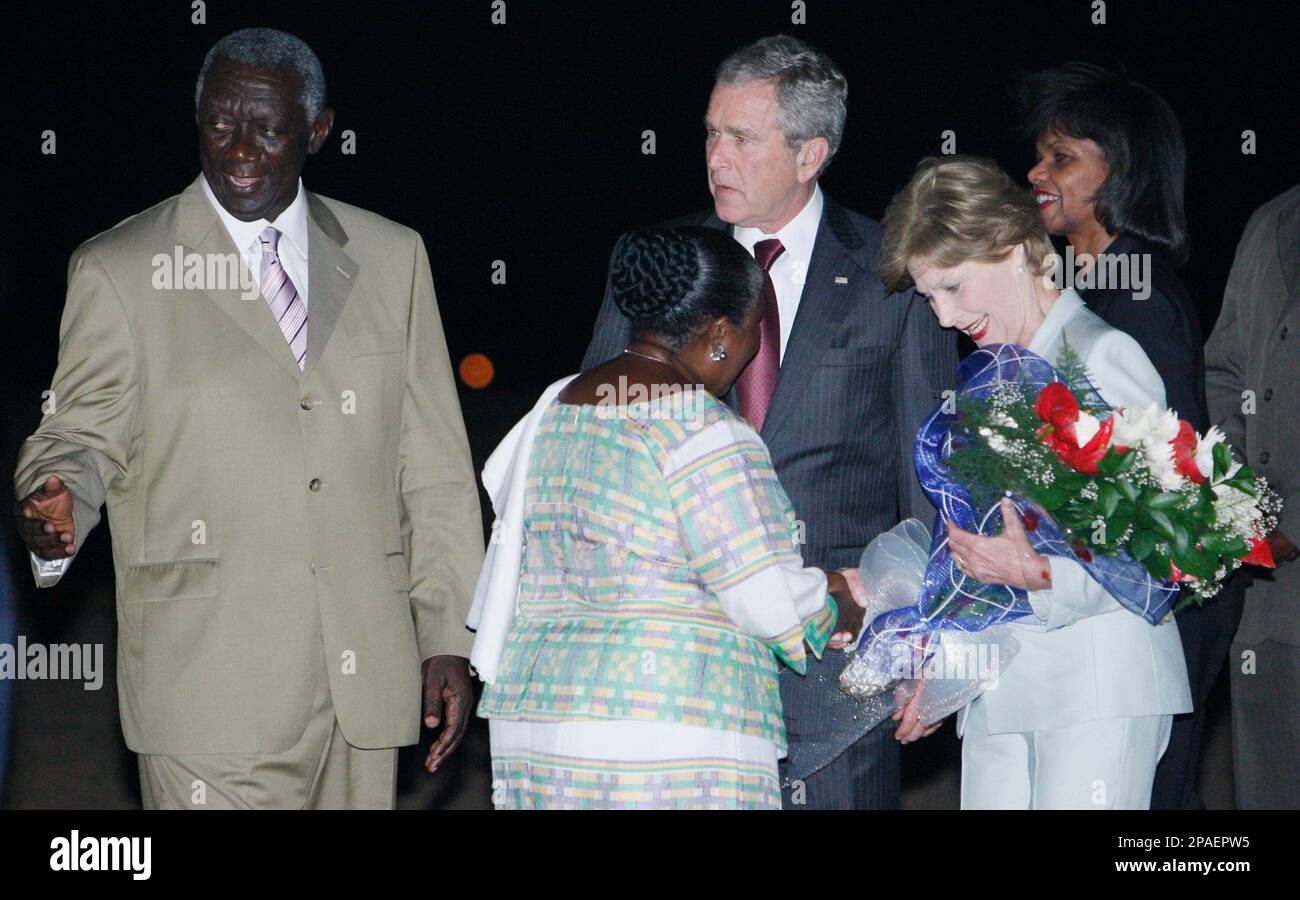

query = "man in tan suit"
[[1205, 183, 1300, 808], [13, 28, 483, 808]]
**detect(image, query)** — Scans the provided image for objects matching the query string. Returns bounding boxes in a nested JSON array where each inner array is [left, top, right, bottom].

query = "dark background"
[[1, 0, 1295, 808]]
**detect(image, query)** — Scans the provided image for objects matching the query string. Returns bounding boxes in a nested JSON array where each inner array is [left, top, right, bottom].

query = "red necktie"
[[735, 238, 785, 433]]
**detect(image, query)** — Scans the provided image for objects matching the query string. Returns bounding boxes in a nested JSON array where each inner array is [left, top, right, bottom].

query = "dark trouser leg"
[[1230, 638, 1300, 809], [781, 718, 900, 810], [777, 648, 902, 809], [1150, 571, 1247, 809]]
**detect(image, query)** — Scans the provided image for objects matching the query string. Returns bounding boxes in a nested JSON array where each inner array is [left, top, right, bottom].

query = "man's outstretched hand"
[[421, 654, 474, 773], [826, 568, 868, 650], [16, 475, 77, 560]]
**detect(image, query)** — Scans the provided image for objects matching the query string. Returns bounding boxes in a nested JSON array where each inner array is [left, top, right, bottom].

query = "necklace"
[[622, 348, 674, 365], [622, 347, 694, 384]]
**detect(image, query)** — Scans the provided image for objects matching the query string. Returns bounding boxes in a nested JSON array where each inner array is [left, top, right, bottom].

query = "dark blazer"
[[1077, 234, 1210, 431], [581, 194, 958, 781], [1205, 184, 1300, 646]]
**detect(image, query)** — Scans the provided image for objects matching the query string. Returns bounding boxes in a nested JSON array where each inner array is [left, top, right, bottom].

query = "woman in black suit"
[[1019, 62, 1244, 810]]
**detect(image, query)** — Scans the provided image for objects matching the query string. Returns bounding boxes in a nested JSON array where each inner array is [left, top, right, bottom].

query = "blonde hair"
[[878, 155, 1055, 293]]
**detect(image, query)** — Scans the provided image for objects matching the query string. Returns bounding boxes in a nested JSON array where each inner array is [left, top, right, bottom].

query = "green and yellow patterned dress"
[[480, 389, 836, 809]]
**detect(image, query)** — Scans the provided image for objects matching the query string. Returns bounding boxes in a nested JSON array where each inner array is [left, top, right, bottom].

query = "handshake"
[[823, 567, 944, 745]]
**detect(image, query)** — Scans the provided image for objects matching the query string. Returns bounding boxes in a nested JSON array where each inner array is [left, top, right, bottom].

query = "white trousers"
[[960, 695, 1173, 809]]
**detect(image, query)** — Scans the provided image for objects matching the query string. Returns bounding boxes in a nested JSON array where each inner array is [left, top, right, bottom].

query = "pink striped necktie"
[[259, 226, 307, 370]]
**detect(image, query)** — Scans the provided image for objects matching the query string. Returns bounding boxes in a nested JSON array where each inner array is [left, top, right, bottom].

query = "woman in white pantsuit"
[[878, 156, 1193, 809]]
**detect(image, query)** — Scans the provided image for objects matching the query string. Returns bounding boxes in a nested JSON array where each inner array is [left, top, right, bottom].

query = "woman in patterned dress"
[[473, 226, 867, 809]]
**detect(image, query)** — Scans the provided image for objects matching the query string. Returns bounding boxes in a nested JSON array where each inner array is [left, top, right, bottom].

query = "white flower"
[[1149, 447, 1188, 491], [978, 426, 1011, 454], [1111, 402, 1179, 446], [1074, 410, 1102, 447], [1110, 403, 1185, 490], [1206, 486, 1258, 533], [1195, 425, 1228, 481]]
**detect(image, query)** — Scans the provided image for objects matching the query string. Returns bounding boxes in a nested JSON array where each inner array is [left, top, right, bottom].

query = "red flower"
[[1170, 419, 1205, 484], [1241, 536, 1276, 568], [1065, 418, 1115, 474], [1033, 383, 1126, 475], [1035, 383, 1079, 437], [1168, 560, 1195, 583]]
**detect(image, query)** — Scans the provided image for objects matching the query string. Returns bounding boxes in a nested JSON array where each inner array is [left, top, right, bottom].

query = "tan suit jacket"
[[14, 175, 484, 754], [1205, 183, 1300, 646]]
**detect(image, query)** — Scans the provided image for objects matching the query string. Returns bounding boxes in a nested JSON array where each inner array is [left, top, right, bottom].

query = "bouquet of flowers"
[[947, 339, 1279, 603], [821, 342, 1281, 754]]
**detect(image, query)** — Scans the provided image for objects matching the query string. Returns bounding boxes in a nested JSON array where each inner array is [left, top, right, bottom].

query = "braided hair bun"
[[611, 228, 700, 322], [608, 226, 763, 348]]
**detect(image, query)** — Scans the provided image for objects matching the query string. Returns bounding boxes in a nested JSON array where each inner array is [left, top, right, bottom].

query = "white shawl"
[[467, 374, 578, 684]]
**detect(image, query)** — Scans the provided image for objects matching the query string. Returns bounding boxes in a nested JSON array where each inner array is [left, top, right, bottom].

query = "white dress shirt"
[[732, 183, 824, 363], [200, 174, 311, 308], [31, 176, 313, 584]]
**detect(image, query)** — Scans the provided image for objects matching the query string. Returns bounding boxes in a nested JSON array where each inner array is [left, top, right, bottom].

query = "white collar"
[[732, 183, 824, 261], [200, 174, 310, 259], [1028, 288, 1086, 356]]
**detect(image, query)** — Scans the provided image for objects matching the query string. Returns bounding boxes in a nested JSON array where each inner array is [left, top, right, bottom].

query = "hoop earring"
[[709, 345, 727, 362]]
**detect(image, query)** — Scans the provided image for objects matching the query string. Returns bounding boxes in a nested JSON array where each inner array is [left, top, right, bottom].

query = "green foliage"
[[1130, 528, 1155, 561], [1096, 446, 1138, 477], [1055, 336, 1109, 415], [943, 354, 1265, 606], [1212, 441, 1231, 481]]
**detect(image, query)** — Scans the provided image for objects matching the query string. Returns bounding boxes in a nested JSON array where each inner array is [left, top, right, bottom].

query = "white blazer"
[[957, 289, 1194, 736]]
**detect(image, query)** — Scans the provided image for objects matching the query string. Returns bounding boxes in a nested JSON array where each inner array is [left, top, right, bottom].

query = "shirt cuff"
[[30, 552, 71, 588], [769, 593, 837, 674], [804, 593, 837, 660], [1027, 584, 1053, 624]]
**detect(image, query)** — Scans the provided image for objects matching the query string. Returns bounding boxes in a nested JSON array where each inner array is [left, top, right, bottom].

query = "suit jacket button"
[[300, 396, 315, 410], [1259, 451, 1270, 464], [309, 478, 323, 491]]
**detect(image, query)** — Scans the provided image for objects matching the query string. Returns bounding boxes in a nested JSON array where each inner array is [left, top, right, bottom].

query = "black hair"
[[611, 226, 763, 348], [1019, 62, 1189, 264]]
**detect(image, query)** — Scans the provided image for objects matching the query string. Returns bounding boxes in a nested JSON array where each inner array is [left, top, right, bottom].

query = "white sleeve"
[[1025, 555, 1126, 630], [664, 417, 836, 673], [1086, 328, 1166, 412]]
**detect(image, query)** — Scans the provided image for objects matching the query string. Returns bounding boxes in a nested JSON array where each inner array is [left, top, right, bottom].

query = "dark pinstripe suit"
[[580, 195, 958, 808]]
